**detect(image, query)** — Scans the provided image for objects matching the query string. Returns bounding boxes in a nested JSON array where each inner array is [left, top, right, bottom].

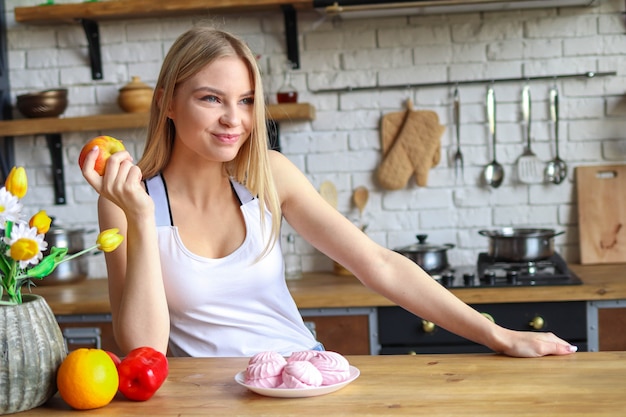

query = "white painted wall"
[[3, 0, 626, 276]]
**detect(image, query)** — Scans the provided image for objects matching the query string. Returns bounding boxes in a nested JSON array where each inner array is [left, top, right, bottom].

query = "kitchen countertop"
[[17, 352, 626, 416], [28, 264, 626, 316]]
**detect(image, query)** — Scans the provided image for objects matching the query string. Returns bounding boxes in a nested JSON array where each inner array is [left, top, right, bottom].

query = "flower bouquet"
[[0, 166, 123, 305]]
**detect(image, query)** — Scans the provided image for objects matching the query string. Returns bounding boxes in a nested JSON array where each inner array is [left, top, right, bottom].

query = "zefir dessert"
[[244, 350, 351, 389]]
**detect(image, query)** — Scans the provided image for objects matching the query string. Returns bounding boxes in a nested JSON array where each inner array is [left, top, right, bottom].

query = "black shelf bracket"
[[80, 19, 103, 80], [281, 5, 300, 69], [0, 136, 14, 181], [46, 134, 66, 205]]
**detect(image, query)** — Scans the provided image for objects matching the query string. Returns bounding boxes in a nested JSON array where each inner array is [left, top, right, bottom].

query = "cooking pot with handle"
[[394, 234, 455, 273], [478, 228, 565, 262], [37, 225, 88, 285]]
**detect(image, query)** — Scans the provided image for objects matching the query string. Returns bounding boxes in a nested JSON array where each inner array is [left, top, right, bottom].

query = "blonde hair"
[[138, 26, 281, 257]]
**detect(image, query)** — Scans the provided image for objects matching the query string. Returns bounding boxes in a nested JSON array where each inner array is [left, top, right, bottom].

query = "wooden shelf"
[[267, 102, 316, 123], [15, 0, 311, 77], [0, 103, 315, 137], [14, 0, 313, 24]]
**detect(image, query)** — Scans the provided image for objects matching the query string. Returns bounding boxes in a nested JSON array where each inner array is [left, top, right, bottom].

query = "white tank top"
[[144, 174, 317, 357]]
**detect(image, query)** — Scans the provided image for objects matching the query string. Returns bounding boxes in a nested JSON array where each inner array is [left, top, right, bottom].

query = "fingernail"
[[569, 345, 578, 352]]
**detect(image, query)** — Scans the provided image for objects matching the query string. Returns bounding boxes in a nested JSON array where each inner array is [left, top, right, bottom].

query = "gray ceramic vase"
[[0, 294, 67, 414]]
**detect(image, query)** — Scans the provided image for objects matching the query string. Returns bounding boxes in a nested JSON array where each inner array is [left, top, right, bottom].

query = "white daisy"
[[0, 187, 23, 224], [4, 222, 48, 269]]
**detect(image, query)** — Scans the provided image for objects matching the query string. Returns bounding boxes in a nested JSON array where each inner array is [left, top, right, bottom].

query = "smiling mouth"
[[215, 134, 240, 144]]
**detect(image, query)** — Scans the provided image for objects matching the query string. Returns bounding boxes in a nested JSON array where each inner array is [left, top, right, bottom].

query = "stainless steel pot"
[[478, 228, 565, 262], [38, 225, 88, 286], [394, 234, 455, 273], [45, 225, 85, 253]]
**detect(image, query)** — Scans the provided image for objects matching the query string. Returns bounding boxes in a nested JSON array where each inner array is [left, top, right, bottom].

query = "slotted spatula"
[[516, 85, 544, 184]]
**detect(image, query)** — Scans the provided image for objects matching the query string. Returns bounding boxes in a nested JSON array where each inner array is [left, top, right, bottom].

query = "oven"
[[378, 251, 588, 354]]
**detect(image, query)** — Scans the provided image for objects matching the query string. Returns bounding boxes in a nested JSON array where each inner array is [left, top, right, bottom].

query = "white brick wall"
[[3, 0, 626, 276]]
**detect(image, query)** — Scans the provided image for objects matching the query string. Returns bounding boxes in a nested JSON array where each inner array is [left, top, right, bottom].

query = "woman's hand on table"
[[494, 328, 578, 357]]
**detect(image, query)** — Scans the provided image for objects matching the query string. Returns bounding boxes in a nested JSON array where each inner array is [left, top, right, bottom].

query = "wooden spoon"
[[353, 186, 369, 216], [319, 181, 338, 209], [353, 186, 370, 231]]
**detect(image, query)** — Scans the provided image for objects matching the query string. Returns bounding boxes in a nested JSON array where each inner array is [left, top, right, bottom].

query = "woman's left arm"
[[271, 151, 577, 358]]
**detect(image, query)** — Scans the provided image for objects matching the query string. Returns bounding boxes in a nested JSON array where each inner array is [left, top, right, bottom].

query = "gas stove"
[[431, 252, 582, 288]]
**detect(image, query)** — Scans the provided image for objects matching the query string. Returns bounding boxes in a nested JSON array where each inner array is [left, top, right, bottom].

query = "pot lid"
[[395, 234, 455, 253], [45, 218, 85, 235], [119, 76, 152, 92], [478, 228, 561, 238], [46, 226, 86, 235]]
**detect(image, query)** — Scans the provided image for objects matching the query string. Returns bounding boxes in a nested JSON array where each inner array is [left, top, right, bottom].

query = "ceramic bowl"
[[16, 89, 68, 118]]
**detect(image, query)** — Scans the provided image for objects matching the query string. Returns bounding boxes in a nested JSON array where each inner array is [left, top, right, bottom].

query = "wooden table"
[[20, 352, 626, 416]]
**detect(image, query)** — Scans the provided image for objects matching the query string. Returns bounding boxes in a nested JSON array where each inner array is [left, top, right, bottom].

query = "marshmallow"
[[245, 359, 286, 388], [309, 351, 351, 385], [282, 360, 323, 388], [287, 350, 318, 363], [248, 351, 287, 366]]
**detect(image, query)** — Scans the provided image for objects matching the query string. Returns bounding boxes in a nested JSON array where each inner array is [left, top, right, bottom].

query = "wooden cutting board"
[[577, 164, 626, 264]]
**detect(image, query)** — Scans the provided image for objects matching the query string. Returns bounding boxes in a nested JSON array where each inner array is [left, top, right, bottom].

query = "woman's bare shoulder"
[[268, 150, 309, 188]]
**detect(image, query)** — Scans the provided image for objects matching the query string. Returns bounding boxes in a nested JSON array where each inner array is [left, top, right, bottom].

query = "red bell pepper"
[[117, 346, 169, 401]]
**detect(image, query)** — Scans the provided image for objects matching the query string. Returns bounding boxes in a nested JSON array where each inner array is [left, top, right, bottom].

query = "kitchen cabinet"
[[298, 308, 378, 355], [599, 307, 626, 350], [378, 301, 588, 354], [56, 313, 122, 356], [587, 300, 626, 352], [55, 307, 377, 357]]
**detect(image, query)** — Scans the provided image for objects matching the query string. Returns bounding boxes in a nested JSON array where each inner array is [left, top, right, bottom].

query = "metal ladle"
[[483, 87, 504, 188], [452, 87, 463, 182], [545, 86, 567, 184]]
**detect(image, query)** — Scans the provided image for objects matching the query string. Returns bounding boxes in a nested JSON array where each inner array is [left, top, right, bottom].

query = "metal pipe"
[[311, 70, 616, 94]]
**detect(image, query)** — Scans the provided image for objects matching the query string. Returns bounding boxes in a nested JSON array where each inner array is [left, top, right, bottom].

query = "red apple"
[[78, 135, 126, 176], [105, 350, 122, 368]]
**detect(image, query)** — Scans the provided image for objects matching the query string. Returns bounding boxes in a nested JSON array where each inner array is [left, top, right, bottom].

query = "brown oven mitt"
[[377, 103, 444, 189], [381, 108, 442, 165]]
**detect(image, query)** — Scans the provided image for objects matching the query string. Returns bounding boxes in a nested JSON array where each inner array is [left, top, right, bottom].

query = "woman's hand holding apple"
[[78, 135, 127, 176], [78, 135, 153, 217]]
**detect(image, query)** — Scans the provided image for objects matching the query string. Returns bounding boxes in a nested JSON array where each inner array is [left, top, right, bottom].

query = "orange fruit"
[[56, 348, 119, 410]]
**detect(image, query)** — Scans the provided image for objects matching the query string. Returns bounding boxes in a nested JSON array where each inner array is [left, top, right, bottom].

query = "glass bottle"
[[284, 233, 302, 279], [276, 70, 298, 104]]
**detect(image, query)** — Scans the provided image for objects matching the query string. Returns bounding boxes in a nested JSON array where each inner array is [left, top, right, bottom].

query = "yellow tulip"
[[29, 210, 52, 234], [10, 238, 39, 261], [5, 166, 28, 199], [96, 228, 124, 253]]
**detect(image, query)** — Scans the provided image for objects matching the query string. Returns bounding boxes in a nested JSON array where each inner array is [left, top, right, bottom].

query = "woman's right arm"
[[81, 147, 170, 354]]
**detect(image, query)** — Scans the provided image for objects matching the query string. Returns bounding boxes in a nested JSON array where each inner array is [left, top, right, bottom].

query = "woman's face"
[[167, 55, 254, 164]]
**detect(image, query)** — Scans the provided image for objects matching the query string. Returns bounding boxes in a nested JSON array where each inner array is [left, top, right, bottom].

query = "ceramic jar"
[[0, 294, 67, 414], [118, 76, 153, 113]]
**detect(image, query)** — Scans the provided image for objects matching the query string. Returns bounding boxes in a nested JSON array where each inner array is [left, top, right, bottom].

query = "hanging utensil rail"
[[311, 70, 615, 94]]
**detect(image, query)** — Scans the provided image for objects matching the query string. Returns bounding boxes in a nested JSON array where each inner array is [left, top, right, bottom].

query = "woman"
[[80, 27, 577, 358]]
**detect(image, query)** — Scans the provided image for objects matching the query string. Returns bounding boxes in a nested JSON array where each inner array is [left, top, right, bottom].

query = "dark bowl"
[[16, 89, 68, 118]]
